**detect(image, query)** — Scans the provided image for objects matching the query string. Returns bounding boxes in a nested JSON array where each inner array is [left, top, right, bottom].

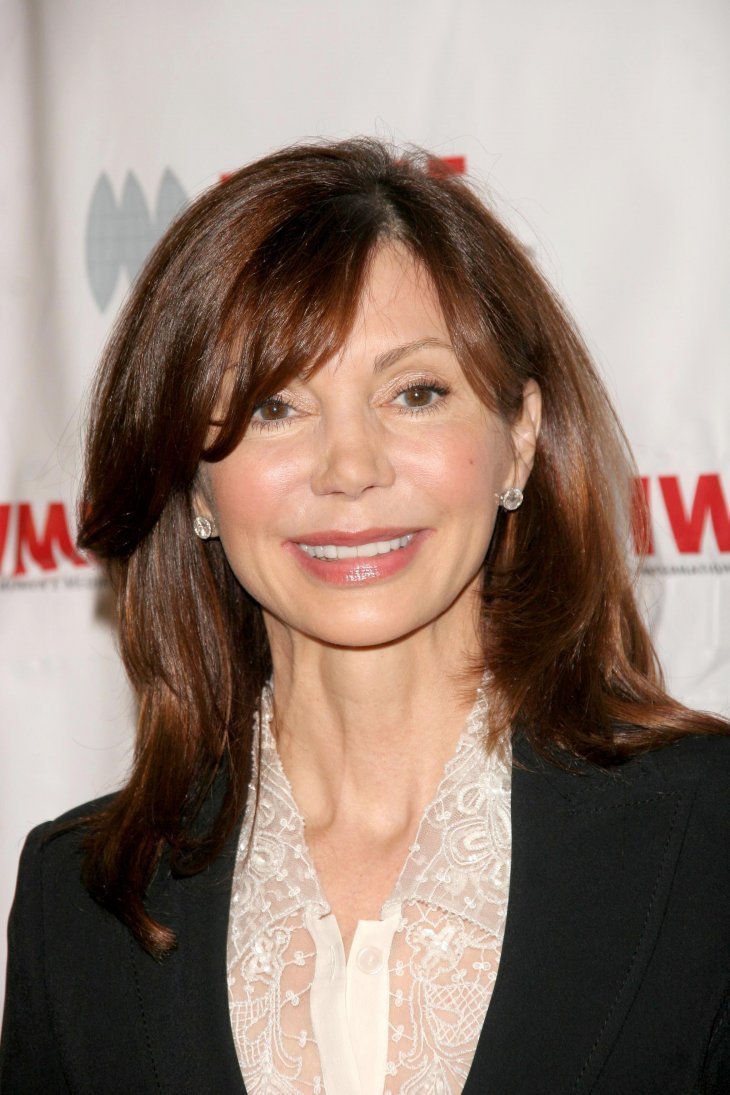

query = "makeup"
[[285, 528, 429, 585]]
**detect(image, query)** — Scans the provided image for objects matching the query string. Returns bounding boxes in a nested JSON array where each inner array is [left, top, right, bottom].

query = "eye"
[[250, 398, 295, 426], [392, 382, 449, 411]]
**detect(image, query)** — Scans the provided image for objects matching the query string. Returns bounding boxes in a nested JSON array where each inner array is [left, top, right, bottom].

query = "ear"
[[192, 470, 217, 524], [508, 379, 541, 490]]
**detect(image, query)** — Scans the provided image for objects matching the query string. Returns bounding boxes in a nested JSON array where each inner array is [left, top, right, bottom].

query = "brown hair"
[[77, 137, 727, 957]]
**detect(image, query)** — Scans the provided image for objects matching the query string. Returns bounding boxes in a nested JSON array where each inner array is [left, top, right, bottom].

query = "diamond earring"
[[498, 487, 524, 511], [193, 515, 216, 540]]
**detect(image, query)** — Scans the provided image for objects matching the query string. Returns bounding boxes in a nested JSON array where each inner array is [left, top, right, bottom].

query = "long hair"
[[77, 138, 727, 957]]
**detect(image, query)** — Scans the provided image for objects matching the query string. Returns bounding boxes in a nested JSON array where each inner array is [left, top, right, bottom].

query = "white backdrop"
[[2, 0, 729, 1007]]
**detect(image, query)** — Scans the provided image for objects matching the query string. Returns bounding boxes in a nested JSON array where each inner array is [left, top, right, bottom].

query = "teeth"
[[298, 534, 414, 559]]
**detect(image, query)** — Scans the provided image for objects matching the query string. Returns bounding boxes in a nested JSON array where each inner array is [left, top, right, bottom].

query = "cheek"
[[403, 426, 510, 513], [207, 449, 298, 542], [205, 454, 295, 607]]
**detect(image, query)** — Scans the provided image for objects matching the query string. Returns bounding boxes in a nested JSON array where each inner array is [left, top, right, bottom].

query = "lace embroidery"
[[227, 687, 511, 1094]]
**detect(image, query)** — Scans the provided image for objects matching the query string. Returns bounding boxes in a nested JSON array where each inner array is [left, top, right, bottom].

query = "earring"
[[498, 487, 524, 511], [193, 515, 216, 540]]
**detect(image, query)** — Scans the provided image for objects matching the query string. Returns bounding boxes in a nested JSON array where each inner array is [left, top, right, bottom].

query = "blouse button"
[[356, 945, 384, 975]]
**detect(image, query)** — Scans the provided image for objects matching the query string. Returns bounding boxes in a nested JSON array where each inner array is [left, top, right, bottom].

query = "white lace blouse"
[[226, 686, 512, 1094]]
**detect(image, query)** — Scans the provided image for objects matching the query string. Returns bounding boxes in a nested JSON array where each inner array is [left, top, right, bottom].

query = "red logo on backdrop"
[[633, 474, 730, 556], [0, 502, 89, 578], [426, 156, 466, 176]]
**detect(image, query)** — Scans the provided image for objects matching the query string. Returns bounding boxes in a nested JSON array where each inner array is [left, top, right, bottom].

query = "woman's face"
[[198, 244, 539, 651]]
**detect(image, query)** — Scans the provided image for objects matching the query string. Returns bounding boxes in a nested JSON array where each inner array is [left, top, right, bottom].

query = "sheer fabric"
[[227, 686, 511, 1094]]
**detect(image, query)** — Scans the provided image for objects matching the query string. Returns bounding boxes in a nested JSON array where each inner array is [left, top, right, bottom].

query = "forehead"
[[310, 244, 453, 385], [349, 243, 449, 350], [303, 246, 458, 389]]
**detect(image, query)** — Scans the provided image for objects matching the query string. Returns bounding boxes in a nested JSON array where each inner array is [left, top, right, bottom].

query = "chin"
[[313, 621, 420, 650], [276, 602, 433, 651]]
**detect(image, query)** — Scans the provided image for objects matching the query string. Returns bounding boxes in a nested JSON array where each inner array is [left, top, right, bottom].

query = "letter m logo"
[[659, 474, 730, 553], [85, 169, 188, 311], [0, 503, 89, 576]]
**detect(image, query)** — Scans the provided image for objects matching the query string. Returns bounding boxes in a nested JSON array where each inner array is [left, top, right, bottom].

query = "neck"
[[263, 600, 484, 837]]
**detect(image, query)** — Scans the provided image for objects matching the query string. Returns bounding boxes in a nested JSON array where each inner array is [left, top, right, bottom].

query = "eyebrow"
[[372, 337, 454, 375]]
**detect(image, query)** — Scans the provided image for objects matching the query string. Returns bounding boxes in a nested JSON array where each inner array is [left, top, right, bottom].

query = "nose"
[[310, 411, 395, 498]]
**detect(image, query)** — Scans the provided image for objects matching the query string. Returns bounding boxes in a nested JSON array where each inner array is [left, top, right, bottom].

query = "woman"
[[1, 138, 729, 1094]]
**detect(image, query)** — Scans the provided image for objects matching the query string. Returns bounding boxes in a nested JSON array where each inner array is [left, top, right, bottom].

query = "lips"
[[285, 528, 429, 585]]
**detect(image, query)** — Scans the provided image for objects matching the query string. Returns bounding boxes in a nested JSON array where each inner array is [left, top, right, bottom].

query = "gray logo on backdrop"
[[85, 169, 188, 311]]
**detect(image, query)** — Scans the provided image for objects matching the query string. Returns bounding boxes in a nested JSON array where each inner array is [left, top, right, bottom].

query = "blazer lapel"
[[463, 738, 695, 1094]]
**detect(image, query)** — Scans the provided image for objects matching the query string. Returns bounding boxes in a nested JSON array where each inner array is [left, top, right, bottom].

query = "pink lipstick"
[[285, 528, 429, 584]]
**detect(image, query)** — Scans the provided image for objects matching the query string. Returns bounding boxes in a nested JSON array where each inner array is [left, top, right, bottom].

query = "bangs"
[[201, 194, 400, 462]]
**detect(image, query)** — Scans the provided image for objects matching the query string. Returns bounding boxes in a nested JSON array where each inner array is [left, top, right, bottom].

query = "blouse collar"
[[232, 683, 511, 933]]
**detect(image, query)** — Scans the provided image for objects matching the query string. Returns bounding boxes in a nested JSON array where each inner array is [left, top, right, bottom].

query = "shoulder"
[[6, 793, 131, 1019], [7, 793, 123, 977], [14, 792, 118, 900], [635, 732, 730, 794], [515, 729, 730, 820], [639, 733, 730, 834], [3, 794, 152, 1090]]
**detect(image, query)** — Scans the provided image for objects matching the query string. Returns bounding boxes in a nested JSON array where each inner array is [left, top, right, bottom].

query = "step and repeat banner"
[[2, 0, 728, 996]]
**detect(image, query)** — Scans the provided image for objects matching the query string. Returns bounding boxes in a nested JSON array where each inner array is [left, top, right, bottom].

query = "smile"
[[296, 534, 414, 560], [287, 529, 428, 586]]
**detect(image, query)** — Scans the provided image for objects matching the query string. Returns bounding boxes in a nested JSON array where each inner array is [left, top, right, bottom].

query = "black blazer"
[[2, 732, 730, 1094]]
